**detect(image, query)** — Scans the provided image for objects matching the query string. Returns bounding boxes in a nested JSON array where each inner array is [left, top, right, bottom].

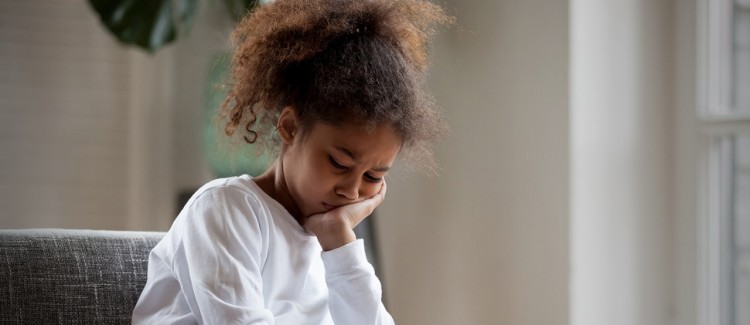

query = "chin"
[[302, 206, 326, 218]]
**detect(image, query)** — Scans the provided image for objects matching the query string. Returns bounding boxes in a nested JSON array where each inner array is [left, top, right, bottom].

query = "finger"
[[379, 180, 387, 198], [343, 189, 385, 227]]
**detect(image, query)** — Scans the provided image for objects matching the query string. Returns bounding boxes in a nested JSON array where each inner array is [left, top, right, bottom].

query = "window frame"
[[695, 0, 750, 324]]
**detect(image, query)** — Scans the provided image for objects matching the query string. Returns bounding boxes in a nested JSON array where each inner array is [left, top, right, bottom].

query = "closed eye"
[[364, 173, 383, 183], [328, 155, 348, 170]]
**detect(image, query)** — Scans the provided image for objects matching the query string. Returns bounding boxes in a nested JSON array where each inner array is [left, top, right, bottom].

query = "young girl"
[[132, 0, 450, 323]]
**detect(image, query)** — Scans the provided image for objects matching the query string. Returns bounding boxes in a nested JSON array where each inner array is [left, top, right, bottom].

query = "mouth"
[[322, 203, 338, 212]]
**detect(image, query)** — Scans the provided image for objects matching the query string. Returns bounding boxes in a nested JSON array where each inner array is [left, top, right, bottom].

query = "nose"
[[335, 175, 360, 201]]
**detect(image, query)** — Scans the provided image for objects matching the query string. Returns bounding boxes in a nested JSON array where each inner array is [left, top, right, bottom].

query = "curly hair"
[[219, 0, 452, 172]]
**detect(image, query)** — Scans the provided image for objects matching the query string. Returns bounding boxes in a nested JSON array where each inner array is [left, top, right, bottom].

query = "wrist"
[[317, 229, 356, 251]]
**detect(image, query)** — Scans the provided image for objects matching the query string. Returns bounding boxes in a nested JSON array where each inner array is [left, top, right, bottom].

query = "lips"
[[322, 203, 339, 212]]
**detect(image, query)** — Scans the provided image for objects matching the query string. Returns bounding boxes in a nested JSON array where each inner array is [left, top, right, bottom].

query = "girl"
[[132, 0, 450, 323]]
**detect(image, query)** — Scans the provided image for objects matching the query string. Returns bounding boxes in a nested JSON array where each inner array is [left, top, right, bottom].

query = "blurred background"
[[1, 0, 749, 324]]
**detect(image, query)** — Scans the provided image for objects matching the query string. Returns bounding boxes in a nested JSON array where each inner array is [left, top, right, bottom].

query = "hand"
[[304, 181, 387, 251]]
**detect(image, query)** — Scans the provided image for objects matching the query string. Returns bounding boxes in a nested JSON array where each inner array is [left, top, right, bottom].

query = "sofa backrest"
[[0, 229, 164, 324]]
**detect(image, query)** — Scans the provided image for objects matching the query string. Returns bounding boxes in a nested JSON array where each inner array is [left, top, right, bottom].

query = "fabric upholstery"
[[0, 229, 164, 324]]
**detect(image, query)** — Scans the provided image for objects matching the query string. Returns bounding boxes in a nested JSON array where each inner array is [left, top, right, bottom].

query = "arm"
[[305, 182, 394, 324], [173, 187, 274, 324], [322, 240, 394, 325]]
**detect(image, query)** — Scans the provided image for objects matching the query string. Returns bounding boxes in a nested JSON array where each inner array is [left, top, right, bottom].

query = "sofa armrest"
[[0, 229, 164, 324]]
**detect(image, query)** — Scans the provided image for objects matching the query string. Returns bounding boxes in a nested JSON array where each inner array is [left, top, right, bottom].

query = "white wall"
[[377, 0, 679, 324], [570, 1, 675, 325], [377, 0, 570, 324], [0, 0, 132, 229], [128, 2, 231, 231], [675, 1, 699, 324], [0, 0, 228, 230], [126, 2, 232, 231]]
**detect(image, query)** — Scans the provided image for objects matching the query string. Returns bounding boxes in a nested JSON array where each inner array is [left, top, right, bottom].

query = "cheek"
[[301, 155, 335, 193], [358, 182, 381, 198], [287, 150, 324, 194]]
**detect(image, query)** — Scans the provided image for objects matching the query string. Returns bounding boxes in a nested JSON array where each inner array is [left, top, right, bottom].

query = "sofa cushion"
[[0, 229, 164, 324]]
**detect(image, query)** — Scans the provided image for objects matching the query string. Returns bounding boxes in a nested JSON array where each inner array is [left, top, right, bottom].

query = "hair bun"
[[231, 0, 451, 69]]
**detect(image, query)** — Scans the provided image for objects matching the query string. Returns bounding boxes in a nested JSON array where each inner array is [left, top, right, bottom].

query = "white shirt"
[[132, 175, 394, 324]]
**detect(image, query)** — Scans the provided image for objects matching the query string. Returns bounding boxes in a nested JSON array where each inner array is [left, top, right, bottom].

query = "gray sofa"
[[0, 229, 165, 324]]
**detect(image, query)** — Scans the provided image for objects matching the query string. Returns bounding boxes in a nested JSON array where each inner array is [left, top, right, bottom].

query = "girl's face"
[[279, 112, 402, 220]]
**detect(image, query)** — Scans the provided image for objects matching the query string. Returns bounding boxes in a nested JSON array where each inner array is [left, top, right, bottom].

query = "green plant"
[[87, 0, 271, 176], [87, 0, 260, 53]]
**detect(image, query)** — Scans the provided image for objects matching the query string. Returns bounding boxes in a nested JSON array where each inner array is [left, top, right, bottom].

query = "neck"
[[255, 159, 305, 225]]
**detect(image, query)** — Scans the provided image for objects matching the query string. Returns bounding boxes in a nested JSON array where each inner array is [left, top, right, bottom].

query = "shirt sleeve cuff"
[[320, 239, 372, 277]]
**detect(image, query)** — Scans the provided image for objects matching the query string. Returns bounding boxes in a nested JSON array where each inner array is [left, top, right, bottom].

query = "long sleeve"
[[135, 175, 361, 324], [172, 188, 274, 324], [322, 240, 395, 325]]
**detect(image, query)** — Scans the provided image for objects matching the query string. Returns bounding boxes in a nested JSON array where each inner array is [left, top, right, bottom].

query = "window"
[[697, 0, 750, 324]]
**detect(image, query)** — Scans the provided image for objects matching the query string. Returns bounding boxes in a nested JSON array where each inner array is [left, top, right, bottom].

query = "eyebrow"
[[334, 146, 391, 172]]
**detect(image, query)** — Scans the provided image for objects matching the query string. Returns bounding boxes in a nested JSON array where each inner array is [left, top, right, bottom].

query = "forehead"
[[305, 122, 403, 162]]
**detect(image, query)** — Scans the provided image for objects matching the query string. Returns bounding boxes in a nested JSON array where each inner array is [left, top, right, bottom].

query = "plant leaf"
[[220, 0, 260, 23], [88, 0, 198, 52]]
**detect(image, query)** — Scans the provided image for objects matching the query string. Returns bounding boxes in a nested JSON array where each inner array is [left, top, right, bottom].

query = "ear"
[[277, 106, 299, 145]]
